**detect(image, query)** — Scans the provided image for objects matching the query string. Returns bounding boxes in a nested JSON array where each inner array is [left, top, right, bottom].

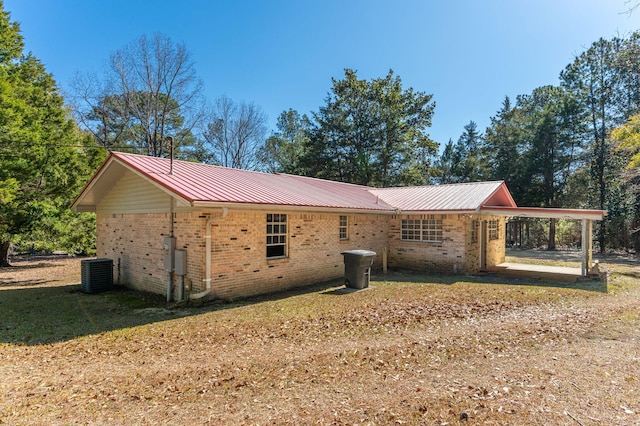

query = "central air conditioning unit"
[[81, 258, 114, 293]]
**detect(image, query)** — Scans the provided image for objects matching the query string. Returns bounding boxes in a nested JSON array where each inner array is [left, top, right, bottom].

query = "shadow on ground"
[[0, 279, 346, 346], [2, 248, 628, 346]]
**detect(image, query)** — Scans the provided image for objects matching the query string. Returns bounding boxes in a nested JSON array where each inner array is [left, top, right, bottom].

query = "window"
[[401, 215, 443, 242], [266, 213, 287, 258], [423, 215, 443, 242], [488, 219, 498, 241], [401, 219, 423, 241], [339, 215, 348, 240], [471, 220, 478, 243]]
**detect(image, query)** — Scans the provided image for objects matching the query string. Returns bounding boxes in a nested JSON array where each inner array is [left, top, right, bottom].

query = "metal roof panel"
[[107, 152, 393, 211], [369, 181, 516, 212]]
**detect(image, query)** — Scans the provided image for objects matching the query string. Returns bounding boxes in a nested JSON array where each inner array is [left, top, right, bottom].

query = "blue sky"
[[4, 0, 640, 147]]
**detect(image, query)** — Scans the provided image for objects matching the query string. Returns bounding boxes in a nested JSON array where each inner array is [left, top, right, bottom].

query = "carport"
[[479, 206, 607, 277]]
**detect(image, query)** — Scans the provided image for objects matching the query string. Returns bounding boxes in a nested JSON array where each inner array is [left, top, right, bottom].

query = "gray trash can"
[[341, 250, 376, 289]]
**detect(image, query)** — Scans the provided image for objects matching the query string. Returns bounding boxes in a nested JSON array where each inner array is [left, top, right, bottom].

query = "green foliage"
[[257, 109, 311, 173], [302, 69, 437, 187], [484, 96, 529, 195], [559, 34, 640, 251], [85, 91, 197, 159], [0, 2, 104, 263], [435, 121, 486, 183], [612, 114, 640, 169], [0, 1, 22, 63], [480, 31, 640, 252]]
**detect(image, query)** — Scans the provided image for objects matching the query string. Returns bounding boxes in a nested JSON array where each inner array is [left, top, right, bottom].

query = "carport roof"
[[480, 206, 606, 221]]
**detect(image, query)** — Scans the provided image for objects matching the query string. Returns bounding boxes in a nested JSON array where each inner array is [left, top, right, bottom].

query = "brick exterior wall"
[[388, 214, 467, 273], [97, 212, 171, 295], [96, 212, 207, 296], [97, 210, 388, 300], [387, 213, 505, 274], [207, 211, 388, 299], [97, 209, 505, 300], [464, 215, 507, 273]]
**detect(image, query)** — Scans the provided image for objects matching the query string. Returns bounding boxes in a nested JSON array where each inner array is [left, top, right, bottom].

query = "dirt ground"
[[0, 255, 82, 288], [1, 253, 639, 425]]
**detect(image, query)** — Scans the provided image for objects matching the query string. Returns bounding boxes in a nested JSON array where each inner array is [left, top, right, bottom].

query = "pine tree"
[[0, 1, 101, 265]]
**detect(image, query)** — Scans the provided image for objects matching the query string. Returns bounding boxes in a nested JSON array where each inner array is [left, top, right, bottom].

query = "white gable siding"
[[97, 172, 172, 214]]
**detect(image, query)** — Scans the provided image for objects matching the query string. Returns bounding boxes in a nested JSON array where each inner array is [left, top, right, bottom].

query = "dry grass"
[[1, 253, 639, 425]]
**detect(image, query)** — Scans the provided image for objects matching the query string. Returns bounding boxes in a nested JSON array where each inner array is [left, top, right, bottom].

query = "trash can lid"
[[341, 249, 377, 256]]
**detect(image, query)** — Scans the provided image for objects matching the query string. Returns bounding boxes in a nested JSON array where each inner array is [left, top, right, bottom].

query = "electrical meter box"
[[174, 250, 187, 276], [163, 236, 176, 272]]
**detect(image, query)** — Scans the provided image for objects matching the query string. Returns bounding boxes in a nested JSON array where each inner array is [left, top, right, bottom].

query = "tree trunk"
[[547, 218, 557, 251], [0, 240, 11, 267]]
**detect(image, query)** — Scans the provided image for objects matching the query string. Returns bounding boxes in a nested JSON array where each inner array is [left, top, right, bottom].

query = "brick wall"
[[207, 210, 388, 299], [387, 214, 506, 274], [97, 212, 172, 295], [484, 216, 506, 268], [97, 209, 505, 299], [464, 215, 506, 273], [387, 214, 467, 273], [97, 209, 388, 300]]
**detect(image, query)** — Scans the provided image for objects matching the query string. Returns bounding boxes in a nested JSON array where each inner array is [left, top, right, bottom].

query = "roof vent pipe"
[[166, 136, 174, 175]]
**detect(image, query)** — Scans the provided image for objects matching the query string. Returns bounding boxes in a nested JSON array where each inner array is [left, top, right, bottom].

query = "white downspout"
[[190, 207, 228, 300]]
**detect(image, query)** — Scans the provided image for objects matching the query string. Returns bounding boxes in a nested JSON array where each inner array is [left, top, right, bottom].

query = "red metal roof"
[[103, 152, 394, 211], [78, 153, 597, 217], [369, 181, 517, 212]]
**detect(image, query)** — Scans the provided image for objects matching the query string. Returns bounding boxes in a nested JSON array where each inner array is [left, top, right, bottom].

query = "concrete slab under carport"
[[487, 262, 582, 283], [479, 206, 607, 276]]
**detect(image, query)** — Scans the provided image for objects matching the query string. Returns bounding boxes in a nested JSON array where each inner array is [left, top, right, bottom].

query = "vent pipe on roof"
[[166, 136, 174, 175]]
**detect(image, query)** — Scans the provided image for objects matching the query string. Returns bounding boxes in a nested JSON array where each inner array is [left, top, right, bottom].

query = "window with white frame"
[[471, 220, 478, 243], [266, 213, 287, 258], [488, 219, 498, 240], [339, 215, 348, 240], [401, 215, 443, 242]]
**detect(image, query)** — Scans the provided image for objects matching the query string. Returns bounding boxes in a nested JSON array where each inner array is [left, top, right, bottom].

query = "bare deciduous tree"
[[70, 33, 204, 157], [203, 95, 267, 170]]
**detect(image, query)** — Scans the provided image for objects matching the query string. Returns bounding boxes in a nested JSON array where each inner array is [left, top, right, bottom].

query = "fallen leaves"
[[1, 258, 640, 424]]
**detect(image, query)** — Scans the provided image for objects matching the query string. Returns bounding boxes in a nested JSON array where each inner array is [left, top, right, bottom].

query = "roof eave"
[[394, 209, 477, 216], [70, 152, 118, 212], [190, 200, 396, 214], [70, 152, 193, 212]]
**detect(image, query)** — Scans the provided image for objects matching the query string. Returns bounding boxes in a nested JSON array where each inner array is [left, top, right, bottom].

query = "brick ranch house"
[[71, 152, 605, 301]]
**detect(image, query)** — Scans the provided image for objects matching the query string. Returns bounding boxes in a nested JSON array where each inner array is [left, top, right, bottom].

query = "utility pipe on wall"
[[190, 207, 228, 300], [166, 198, 175, 302]]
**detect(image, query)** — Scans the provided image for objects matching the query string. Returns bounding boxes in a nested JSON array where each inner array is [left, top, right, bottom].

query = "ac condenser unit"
[[81, 258, 113, 293]]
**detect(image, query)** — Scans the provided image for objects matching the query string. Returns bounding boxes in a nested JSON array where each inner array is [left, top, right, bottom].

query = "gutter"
[[190, 207, 228, 300], [189, 201, 395, 214]]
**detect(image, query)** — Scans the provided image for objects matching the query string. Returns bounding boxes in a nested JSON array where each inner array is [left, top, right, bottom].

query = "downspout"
[[190, 207, 228, 300]]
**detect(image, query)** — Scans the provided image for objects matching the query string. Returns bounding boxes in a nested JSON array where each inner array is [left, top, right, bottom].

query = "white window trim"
[[339, 215, 348, 240], [488, 219, 499, 241], [266, 213, 287, 258], [401, 215, 443, 242]]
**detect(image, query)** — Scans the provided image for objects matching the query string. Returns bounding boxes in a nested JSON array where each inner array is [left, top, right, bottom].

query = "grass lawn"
[[1, 253, 639, 425]]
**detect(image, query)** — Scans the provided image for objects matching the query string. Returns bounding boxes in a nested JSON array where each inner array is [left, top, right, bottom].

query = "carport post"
[[581, 219, 593, 276]]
